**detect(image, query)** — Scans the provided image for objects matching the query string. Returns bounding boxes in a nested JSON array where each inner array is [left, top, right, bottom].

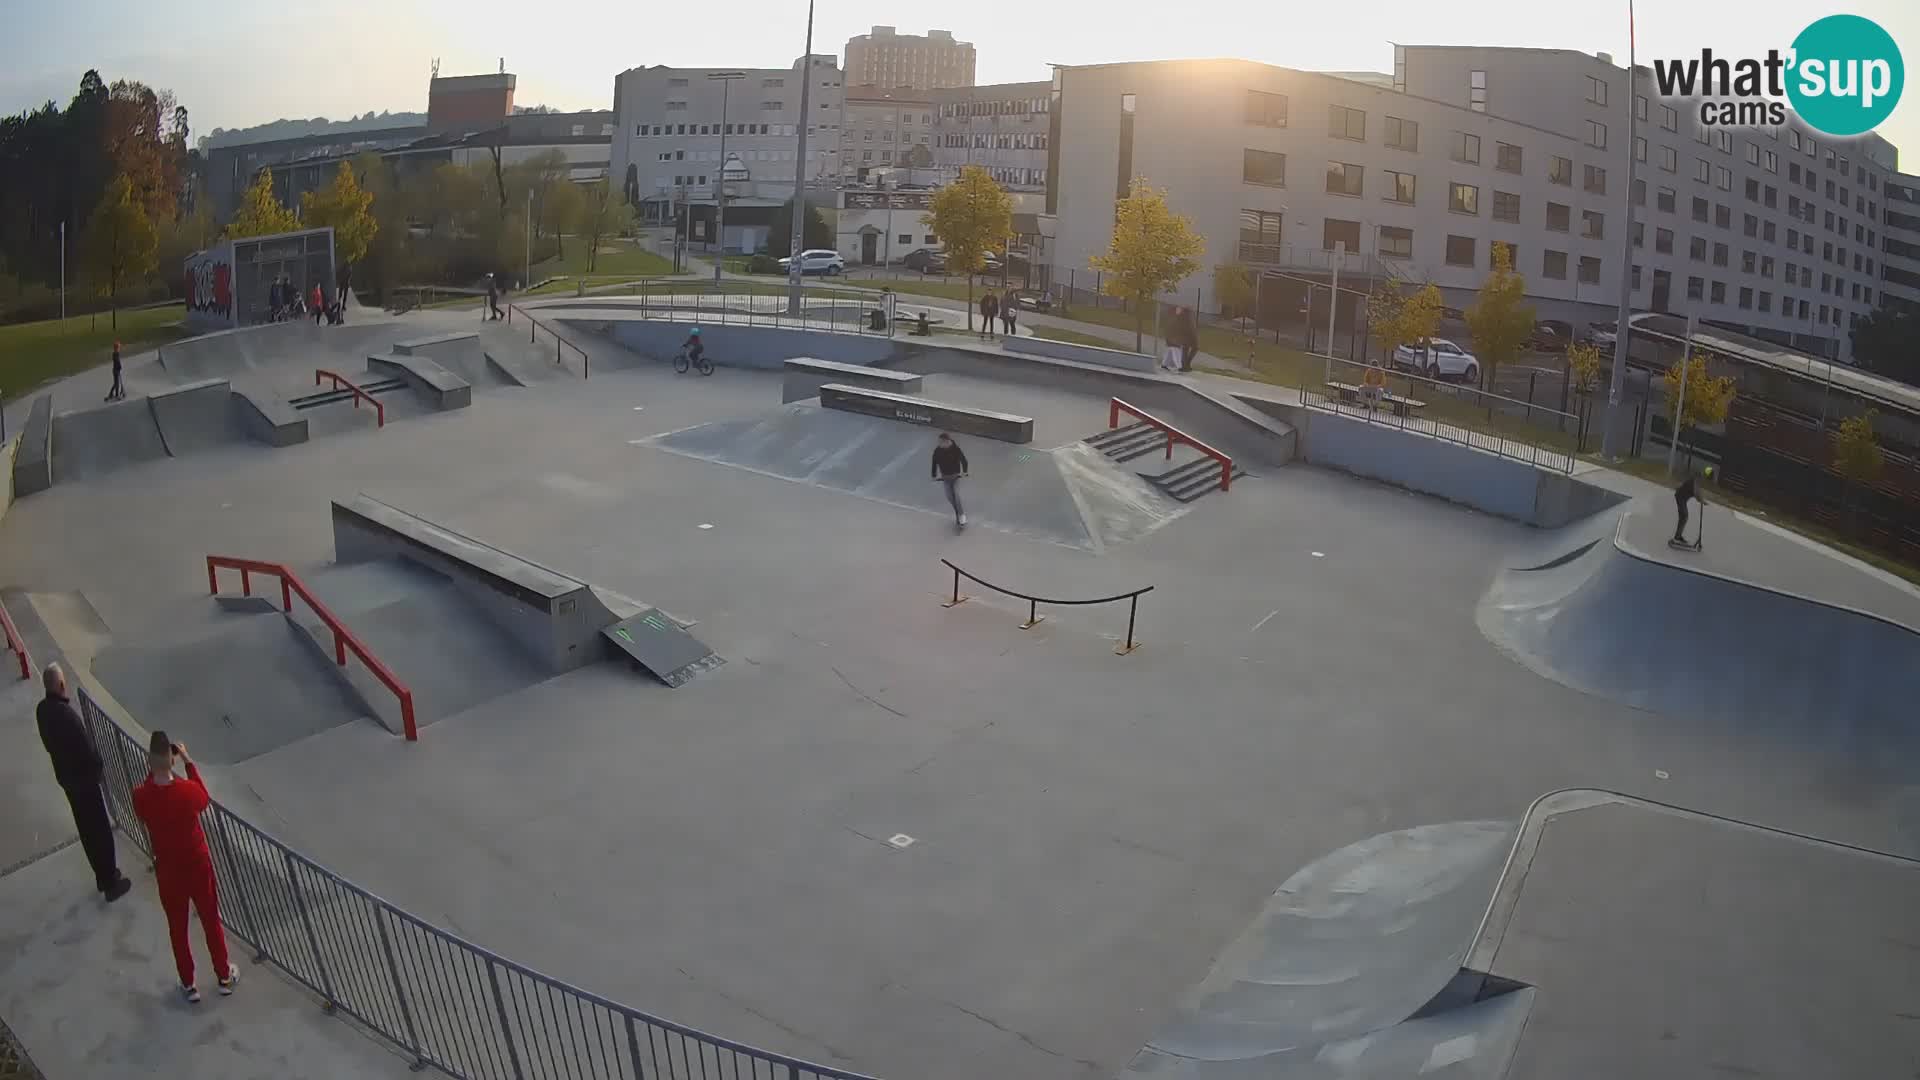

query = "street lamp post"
[[709, 71, 746, 287], [1600, 0, 1640, 458], [787, 0, 816, 315]]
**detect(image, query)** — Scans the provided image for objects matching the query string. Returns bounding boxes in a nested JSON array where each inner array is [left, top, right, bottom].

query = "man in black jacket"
[[37, 663, 131, 901], [931, 433, 969, 527]]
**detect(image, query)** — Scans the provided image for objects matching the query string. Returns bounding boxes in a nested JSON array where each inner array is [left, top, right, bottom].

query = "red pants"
[[158, 863, 229, 988]]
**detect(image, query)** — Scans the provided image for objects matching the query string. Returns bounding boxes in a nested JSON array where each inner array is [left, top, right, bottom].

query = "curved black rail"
[[940, 559, 1154, 655]]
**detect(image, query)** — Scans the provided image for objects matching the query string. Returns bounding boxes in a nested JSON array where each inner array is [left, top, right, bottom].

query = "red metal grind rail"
[[314, 369, 385, 427], [0, 595, 30, 679], [1108, 397, 1235, 492], [206, 556, 417, 740]]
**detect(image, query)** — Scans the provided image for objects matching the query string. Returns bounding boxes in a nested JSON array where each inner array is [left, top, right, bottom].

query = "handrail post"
[[1124, 594, 1139, 654], [210, 811, 268, 962], [281, 578, 292, 613], [400, 691, 417, 742], [240, 568, 251, 597], [1108, 398, 1119, 428], [286, 850, 339, 1011], [372, 907, 427, 1070], [1220, 461, 1232, 491], [334, 630, 347, 666], [487, 958, 527, 1080], [207, 560, 218, 595]]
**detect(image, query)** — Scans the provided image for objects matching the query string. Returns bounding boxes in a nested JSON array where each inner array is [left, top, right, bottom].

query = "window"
[[1585, 165, 1607, 194], [1713, 242, 1728, 266], [1744, 213, 1759, 237], [1738, 286, 1753, 309], [898, 233, 911, 245], [1658, 186, 1677, 213], [1496, 142, 1522, 173], [1634, 136, 1647, 163], [1445, 234, 1476, 266], [1714, 166, 1732, 190], [1239, 208, 1284, 252], [1378, 225, 1414, 258], [1451, 131, 1480, 163], [1242, 149, 1286, 187], [1763, 221, 1776, 242], [1329, 104, 1365, 141], [1449, 182, 1480, 214], [1694, 122, 1711, 145], [1659, 146, 1677, 172], [1547, 202, 1571, 231], [1688, 276, 1705, 301], [1326, 161, 1364, 196], [1660, 104, 1678, 131], [1493, 191, 1521, 223], [1745, 178, 1760, 202], [1790, 162, 1801, 182], [1385, 170, 1416, 204], [1543, 250, 1568, 279], [1586, 120, 1607, 148], [1760, 255, 1774, 278], [1765, 150, 1778, 173], [1386, 116, 1419, 151], [1633, 178, 1647, 205], [1711, 281, 1726, 303], [1714, 129, 1732, 153], [1742, 250, 1757, 274], [1633, 264, 1643, 290], [1716, 204, 1731, 229], [1745, 142, 1760, 166], [1581, 210, 1605, 239], [1586, 75, 1608, 105], [1636, 94, 1649, 120], [1689, 236, 1707, 261], [1490, 241, 1518, 270], [1579, 256, 1602, 284], [1656, 228, 1674, 254], [1692, 196, 1710, 222], [1764, 186, 1778, 208], [1245, 89, 1288, 127], [1633, 222, 1644, 248], [1549, 156, 1572, 185], [1470, 70, 1487, 112], [1695, 158, 1711, 183]]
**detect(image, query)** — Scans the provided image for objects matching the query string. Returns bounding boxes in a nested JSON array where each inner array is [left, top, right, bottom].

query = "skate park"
[[3, 296, 1919, 1080]]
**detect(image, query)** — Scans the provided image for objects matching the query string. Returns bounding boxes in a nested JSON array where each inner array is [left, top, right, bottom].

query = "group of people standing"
[[976, 289, 1024, 339], [267, 274, 345, 325], [37, 663, 238, 1003]]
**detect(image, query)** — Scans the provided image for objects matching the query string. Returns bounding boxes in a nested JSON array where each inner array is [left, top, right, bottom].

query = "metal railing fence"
[[580, 283, 896, 338], [1304, 355, 1581, 474], [74, 685, 879, 1080]]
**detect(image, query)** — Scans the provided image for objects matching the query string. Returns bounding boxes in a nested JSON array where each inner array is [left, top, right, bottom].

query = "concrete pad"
[[50, 398, 170, 484], [0, 843, 416, 1080]]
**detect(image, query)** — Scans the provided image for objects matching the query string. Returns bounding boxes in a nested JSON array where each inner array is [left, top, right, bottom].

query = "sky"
[[3, 0, 1918, 163]]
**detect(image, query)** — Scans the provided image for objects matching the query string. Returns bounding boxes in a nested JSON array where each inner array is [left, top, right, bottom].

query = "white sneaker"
[[218, 964, 239, 995], [958, 514, 968, 526], [182, 983, 201, 1004]]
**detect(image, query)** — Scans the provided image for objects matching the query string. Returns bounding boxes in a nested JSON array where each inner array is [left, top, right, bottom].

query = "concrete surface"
[[49, 397, 171, 484], [366, 354, 472, 411], [1003, 335, 1156, 373], [148, 379, 243, 457], [13, 396, 52, 496]]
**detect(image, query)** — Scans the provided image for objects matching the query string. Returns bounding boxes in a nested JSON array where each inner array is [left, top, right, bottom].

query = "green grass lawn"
[[532, 239, 675, 282], [0, 305, 188, 404]]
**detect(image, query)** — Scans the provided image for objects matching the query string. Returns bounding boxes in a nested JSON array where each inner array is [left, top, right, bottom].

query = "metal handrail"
[[0, 594, 30, 680], [507, 303, 590, 378], [940, 558, 1153, 655], [1303, 354, 1578, 474], [314, 369, 385, 427], [73, 679, 878, 1080], [206, 556, 417, 741], [1109, 397, 1235, 492]]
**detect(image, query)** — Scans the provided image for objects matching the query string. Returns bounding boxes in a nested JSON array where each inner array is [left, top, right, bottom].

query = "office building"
[[840, 87, 935, 185], [843, 27, 975, 92], [1043, 48, 1907, 361], [931, 81, 1051, 192], [1882, 172, 1920, 318]]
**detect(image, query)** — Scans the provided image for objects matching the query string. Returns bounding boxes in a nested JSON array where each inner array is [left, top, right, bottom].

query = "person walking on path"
[[978, 292, 998, 339], [104, 341, 125, 401], [36, 663, 132, 903], [1000, 289, 1018, 336], [931, 432, 970, 528], [486, 274, 505, 321], [1168, 306, 1200, 372], [1672, 465, 1713, 546], [133, 732, 237, 1003]]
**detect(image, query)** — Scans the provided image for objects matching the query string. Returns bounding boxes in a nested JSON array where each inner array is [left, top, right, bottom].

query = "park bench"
[[1327, 381, 1428, 419]]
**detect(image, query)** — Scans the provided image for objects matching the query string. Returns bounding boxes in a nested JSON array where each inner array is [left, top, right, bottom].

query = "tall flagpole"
[[1601, 0, 1638, 459]]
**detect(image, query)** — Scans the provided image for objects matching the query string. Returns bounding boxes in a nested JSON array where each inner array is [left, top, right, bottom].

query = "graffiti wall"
[[183, 242, 236, 332]]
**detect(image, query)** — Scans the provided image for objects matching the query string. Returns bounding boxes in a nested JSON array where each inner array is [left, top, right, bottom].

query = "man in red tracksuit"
[[132, 731, 237, 1003]]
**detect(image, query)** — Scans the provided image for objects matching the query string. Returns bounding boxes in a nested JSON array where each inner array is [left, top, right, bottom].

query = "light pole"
[[525, 188, 533, 291], [1600, 0, 1640, 458], [709, 71, 746, 286], [787, 0, 815, 315]]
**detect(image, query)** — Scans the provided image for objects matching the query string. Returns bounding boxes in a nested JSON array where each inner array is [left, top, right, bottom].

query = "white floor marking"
[[1311, 551, 1326, 558], [1251, 610, 1280, 632], [1654, 770, 1670, 780], [888, 834, 916, 849], [698, 523, 714, 530]]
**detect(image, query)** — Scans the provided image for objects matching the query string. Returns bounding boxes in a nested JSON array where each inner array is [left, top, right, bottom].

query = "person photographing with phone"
[[931, 432, 969, 528], [132, 732, 237, 1003]]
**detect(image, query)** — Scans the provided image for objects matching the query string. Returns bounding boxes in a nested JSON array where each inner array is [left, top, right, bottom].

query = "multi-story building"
[[610, 56, 845, 246], [1882, 172, 1920, 318], [1044, 48, 1906, 362], [840, 87, 935, 185], [843, 27, 974, 92], [931, 81, 1051, 193]]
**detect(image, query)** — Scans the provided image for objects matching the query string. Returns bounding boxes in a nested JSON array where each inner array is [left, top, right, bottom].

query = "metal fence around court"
[[75, 685, 878, 1080], [1305, 355, 1581, 474], [586, 281, 897, 337]]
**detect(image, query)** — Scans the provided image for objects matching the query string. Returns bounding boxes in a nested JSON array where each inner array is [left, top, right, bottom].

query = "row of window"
[[937, 133, 1049, 150], [637, 122, 801, 137], [938, 98, 1048, 117]]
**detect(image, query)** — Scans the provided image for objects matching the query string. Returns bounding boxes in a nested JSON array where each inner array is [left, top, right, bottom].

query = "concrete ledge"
[[1002, 334, 1156, 373], [147, 377, 235, 456], [782, 357, 924, 403], [369, 354, 472, 411], [392, 331, 481, 358], [11, 395, 52, 496], [479, 351, 534, 387], [232, 387, 309, 447], [819, 383, 1034, 444]]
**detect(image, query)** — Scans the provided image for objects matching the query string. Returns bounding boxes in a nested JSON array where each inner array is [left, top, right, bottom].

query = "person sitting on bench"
[[1360, 361, 1387, 411]]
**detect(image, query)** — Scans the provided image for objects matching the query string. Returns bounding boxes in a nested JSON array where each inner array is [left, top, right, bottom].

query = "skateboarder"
[[486, 274, 505, 321], [133, 731, 237, 1003], [1672, 465, 1713, 548], [104, 341, 124, 401], [931, 432, 969, 528], [36, 663, 132, 903]]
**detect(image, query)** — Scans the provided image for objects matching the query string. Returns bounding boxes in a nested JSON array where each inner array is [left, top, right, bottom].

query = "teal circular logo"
[[1787, 15, 1903, 136]]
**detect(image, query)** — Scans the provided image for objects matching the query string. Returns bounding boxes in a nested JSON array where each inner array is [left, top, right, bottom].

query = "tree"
[[1564, 341, 1605, 397], [227, 171, 298, 238], [1090, 179, 1205, 349], [767, 197, 831, 258], [576, 179, 629, 273], [1661, 350, 1737, 462], [1463, 241, 1534, 391], [1367, 280, 1443, 359], [539, 179, 585, 262], [1850, 304, 1920, 388], [81, 175, 158, 329], [1213, 263, 1257, 331], [301, 162, 378, 266], [925, 165, 1015, 331], [1831, 410, 1885, 535]]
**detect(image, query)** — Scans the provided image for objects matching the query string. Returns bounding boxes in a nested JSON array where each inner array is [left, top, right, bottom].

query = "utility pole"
[[787, 0, 815, 315], [525, 188, 533, 291], [60, 221, 67, 322], [709, 71, 746, 286], [1601, 0, 1639, 459]]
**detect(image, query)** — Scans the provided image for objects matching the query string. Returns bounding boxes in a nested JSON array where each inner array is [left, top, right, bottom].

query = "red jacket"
[[133, 764, 213, 872]]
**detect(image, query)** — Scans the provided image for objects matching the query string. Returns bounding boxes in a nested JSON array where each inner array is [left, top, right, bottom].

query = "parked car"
[[1531, 320, 1575, 352], [1012, 289, 1053, 313], [902, 247, 946, 273], [1392, 337, 1481, 383], [1584, 321, 1618, 347], [778, 249, 846, 275]]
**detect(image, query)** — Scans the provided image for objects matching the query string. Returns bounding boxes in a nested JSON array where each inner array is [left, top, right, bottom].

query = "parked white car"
[[777, 249, 846, 276], [1392, 337, 1481, 383]]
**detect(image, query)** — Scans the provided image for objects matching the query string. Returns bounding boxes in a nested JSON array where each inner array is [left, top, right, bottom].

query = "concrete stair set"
[[1084, 422, 1247, 503]]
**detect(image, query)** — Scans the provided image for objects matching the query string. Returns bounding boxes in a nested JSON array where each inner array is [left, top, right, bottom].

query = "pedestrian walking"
[[978, 292, 998, 339], [36, 663, 132, 902], [1169, 305, 1200, 372], [310, 283, 324, 325], [105, 341, 125, 401], [132, 732, 237, 1003], [486, 274, 505, 321], [1671, 465, 1713, 549], [1000, 289, 1018, 335], [930, 432, 970, 528]]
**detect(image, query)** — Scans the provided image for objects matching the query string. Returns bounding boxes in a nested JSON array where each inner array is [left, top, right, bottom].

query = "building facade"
[[611, 56, 846, 240], [1882, 172, 1920, 318], [931, 82, 1051, 192], [1045, 48, 1906, 362], [840, 88, 935, 185], [843, 27, 974, 92]]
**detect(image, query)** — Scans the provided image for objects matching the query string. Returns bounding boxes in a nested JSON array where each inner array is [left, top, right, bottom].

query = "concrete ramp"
[[51, 397, 171, 483], [396, 331, 520, 389], [148, 377, 244, 455], [157, 321, 403, 383]]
